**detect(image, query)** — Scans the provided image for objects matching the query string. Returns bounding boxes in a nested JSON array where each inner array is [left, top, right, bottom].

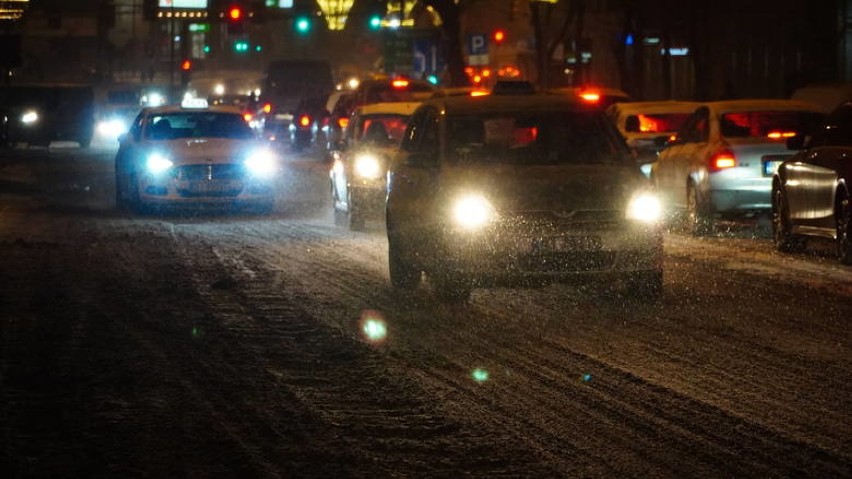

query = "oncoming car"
[[385, 94, 664, 302], [114, 99, 279, 212], [330, 101, 419, 230]]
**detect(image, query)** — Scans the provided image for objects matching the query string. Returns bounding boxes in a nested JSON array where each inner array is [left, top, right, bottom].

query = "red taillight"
[[470, 90, 490, 97], [579, 91, 601, 103], [767, 131, 796, 139], [298, 115, 311, 127], [338, 117, 349, 129], [710, 149, 737, 171], [262, 103, 272, 114], [391, 79, 410, 89], [243, 113, 253, 122]]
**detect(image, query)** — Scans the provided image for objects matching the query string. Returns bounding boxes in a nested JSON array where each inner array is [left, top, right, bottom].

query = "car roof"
[[420, 93, 591, 115], [142, 104, 244, 116], [704, 99, 824, 113], [357, 101, 421, 116]]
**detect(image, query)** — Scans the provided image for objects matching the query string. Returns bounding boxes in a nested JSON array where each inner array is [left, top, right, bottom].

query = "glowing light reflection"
[[360, 310, 387, 343]]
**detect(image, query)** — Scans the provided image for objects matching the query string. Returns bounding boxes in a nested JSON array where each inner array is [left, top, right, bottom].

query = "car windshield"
[[626, 113, 692, 133], [144, 112, 255, 140], [720, 110, 824, 138], [447, 111, 626, 165]]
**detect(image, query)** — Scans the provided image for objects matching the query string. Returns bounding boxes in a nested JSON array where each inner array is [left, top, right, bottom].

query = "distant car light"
[[214, 84, 225, 96], [626, 192, 663, 223], [579, 91, 601, 103], [146, 153, 173, 174], [21, 110, 39, 125], [244, 148, 277, 177], [97, 118, 127, 138], [391, 79, 410, 89], [452, 194, 496, 230], [354, 154, 382, 179]]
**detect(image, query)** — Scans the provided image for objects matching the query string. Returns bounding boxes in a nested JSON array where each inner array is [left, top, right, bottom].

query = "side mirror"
[[404, 151, 438, 168], [786, 135, 806, 151]]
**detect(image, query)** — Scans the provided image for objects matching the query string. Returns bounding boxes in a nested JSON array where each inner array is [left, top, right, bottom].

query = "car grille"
[[175, 164, 245, 181], [517, 251, 616, 272], [504, 210, 622, 230]]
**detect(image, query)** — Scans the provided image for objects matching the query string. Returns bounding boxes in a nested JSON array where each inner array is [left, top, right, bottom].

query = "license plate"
[[187, 180, 240, 194], [516, 235, 601, 253], [763, 160, 783, 176]]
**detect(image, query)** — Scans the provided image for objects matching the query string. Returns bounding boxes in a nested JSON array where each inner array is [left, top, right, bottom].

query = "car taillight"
[[298, 115, 311, 127], [709, 149, 737, 172], [243, 113, 253, 122], [338, 117, 349, 129], [262, 103, 272, 114], [579, 91, 601, 103], [392, 79, 410, 89]]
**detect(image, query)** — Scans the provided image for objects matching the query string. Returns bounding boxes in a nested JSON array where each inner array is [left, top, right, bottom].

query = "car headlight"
[[626, 192, 663, 223], [452, 194, 496, 230], [21, 110, 39, 125], [353, 154, 382, 180], [146, 152, 174, 174], [97, 119, 127, 138], [244, 148, 277, 177]]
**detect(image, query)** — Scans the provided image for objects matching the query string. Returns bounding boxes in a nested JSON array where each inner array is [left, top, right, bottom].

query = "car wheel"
[[128, 172, 145, 213], [685, 183, 714, 236], [388, 234, 421, 289], [625, 269, 663, 301], [836, 190, 852, 265], [115, 171, 127, 210], [772, 183, 806, 253], [432, 269, 472, 303]]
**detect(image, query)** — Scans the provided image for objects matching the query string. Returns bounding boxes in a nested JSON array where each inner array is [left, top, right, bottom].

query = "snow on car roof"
[[142, 104, 244, 116], [707, 99, 823, 113], [357, 102, 421, 116], [608, 100, 701, 116]]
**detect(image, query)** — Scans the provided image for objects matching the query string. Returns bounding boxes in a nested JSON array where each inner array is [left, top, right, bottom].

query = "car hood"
[[439, 163, 649, 213], [151, 138, 266, 165]]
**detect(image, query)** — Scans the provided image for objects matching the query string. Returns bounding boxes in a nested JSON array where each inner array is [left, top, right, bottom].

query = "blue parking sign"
[[468, 34, 487, 55]]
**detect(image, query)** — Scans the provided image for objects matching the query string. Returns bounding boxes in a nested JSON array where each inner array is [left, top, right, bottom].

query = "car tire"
[[836, 189, 852, 265], [388, 234, 420, 289], [685, 183, 714, 236], [772, 183, 806, 253], [626, 269, 663, 300]]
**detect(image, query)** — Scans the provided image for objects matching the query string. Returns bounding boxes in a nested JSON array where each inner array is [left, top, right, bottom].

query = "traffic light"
[[295, 16, 311, 34], [368, 14, 381, 30], [226, 5, 245, 34], [180, 59, 192, 87], [492, 29, 506, 45], [233, 40, 249, 53]]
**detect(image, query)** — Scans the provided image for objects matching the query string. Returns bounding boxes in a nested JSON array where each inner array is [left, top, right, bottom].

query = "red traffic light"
[[228, 7, 242, 21], [492, 29, 506, 44], [180, 59, 192, 71]]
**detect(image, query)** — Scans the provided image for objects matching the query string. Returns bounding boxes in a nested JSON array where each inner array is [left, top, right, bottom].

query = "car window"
[[144, 112, 254, 140], [719, 111, 824, 139], [823, 103, 852, 146], [400, 108, 427, 152], [446, 111, 626, 165], [625, 113, 692, 133], [357, 114, 410, 144]]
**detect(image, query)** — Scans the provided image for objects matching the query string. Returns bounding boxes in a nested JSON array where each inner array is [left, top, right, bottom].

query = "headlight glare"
[[146, 153, 173, 174], [626, 192, 663, 223], [354, 154, 382, 179], [245, 149, 277, 177], [21, 110, 39, 125], [452, 194, 495, 230]]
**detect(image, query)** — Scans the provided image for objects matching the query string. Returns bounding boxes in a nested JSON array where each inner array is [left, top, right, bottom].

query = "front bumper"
[[424, 217, 663, 285], [138, 164, 276, 205]]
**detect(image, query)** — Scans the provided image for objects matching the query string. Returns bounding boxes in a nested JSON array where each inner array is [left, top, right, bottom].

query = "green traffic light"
[[295, 16, 311, 33], [369, 15, 381, 30], [234, 41, 249, 52]]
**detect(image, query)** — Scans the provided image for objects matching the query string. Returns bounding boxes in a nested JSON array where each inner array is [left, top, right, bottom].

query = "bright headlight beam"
[[245, 149, 277, 177], [626, 192, 663, 223], [146, 153, 173, 174], [21, 110, 38, 124], [354, 154, 382, 179], [453, 194, 495, 229]]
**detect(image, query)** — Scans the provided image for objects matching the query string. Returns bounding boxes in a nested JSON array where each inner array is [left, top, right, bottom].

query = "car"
[[606, 100, 700, 177], [0, 83, 95, 148], [772, 101, 852, 263], [651, 99, 825, 235], [385, 94, 664, 302], [330, 101, 420, 230], [114, 98, 279, 213]]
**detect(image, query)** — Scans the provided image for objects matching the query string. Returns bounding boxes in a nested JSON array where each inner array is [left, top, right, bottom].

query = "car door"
[[386, 106, 441, 237], [807, 104, 852, 231]]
